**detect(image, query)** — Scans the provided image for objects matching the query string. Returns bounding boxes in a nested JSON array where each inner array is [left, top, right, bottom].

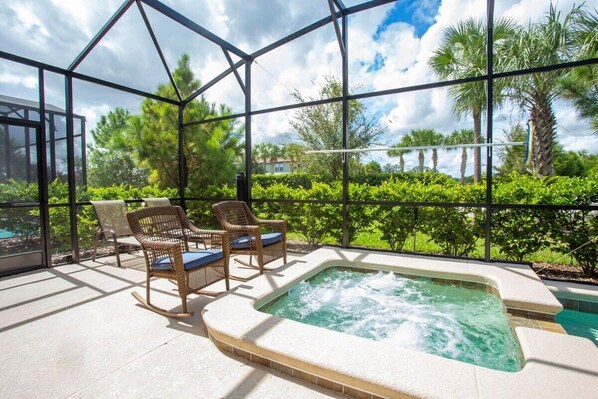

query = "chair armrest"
[[185, 224, 226, 238], [255, 219, 286, 233], [140, 239, 188, 276], [222, 224, 262, 236], [137, 238, 180, 252], [185, 225, 231, 255]]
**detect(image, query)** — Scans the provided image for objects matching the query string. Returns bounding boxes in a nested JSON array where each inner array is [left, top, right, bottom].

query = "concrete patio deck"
[[0, 251, 344, 399]]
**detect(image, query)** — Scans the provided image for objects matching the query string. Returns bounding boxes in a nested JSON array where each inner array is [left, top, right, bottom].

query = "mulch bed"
[[532, 262, 598, 285]]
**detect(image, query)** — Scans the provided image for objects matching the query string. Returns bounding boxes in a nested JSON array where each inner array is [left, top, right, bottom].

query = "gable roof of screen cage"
[[0, 0, 399, 110], [2, 0, 595, 127]]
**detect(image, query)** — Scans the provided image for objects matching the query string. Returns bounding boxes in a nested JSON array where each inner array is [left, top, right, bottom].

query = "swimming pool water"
[[260, 267, 523, 372], [556, 309, 598, 346]]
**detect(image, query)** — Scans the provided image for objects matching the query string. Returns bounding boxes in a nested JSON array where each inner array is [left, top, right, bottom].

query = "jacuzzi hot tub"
[[202, 248, 598, 399]]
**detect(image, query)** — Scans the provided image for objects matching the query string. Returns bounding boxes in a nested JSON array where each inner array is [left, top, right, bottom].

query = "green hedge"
[[251, 172, 597, 276], [0, 180, 176, 251], [1, 172, 596, 276]]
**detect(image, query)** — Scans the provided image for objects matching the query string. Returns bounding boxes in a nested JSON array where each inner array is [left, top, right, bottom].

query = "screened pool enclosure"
[[0, 0, 596, 277]]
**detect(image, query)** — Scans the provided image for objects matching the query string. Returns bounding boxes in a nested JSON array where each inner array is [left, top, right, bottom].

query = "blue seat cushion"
[[231, 232, 282, 249], [151, 250, 223, 271]]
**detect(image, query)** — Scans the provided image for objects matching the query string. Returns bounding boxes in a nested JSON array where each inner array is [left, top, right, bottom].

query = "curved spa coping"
[[202, 248, 598, 399]]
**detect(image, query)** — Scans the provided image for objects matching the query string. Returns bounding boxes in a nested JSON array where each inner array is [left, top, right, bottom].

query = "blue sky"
[[376, 0, 441, 38], [367, 0, 441, 73]]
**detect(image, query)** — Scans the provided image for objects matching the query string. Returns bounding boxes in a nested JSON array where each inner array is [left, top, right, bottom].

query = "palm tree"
[[267, 144, 283, 174], [387, 134, 412, 172], [408, 129, 444, 172], [560, 6, 598, 134], [444, 129, 476, 184], [254, 143, 279, 174], [429, 18, 516, 182], [495, 124, 533, 177], [283, 143, 307, 173], [501, 5, 580, 176], [423, 130, 445, 172]]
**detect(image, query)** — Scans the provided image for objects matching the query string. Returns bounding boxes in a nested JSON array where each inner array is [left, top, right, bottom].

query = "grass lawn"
[[287, 228, 578, 267]]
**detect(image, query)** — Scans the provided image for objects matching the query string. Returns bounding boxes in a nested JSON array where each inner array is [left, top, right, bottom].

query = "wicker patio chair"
[[142, 197, 171, 207], [212, 200, 286, 278], [91, 200, 141, 268], [143, 197, 211, 249], [127, 205, 230, 318]]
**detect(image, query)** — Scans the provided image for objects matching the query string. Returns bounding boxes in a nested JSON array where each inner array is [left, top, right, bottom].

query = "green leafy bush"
[[2, 170, 596, 277], [0, 180, 40, 244], [296, 182, 341, 245], [371, 178, 420, 251], [419, 182, 482, 257], [186, 184, 235, 228], [546, 173, 598, 276], [550, 210, 597, 276], [252, 173, 313, 189], [491, 173, 598, 263]]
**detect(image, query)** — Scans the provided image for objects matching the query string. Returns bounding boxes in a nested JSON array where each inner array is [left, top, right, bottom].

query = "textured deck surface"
[[0, 251, 344, 399]]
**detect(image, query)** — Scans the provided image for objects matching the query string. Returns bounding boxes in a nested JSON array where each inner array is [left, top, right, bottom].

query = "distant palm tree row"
[[254, 130, 479, 183], [387, 128, 479, 184], [252, 142, 307, 174]]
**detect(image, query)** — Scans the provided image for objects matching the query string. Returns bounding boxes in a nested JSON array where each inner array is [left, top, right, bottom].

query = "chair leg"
[[146, 273, 151, 304], [92, 233, 100, 262], [113, 238, 122, 268], [181, 294, 188, 315], [257, 252, 264, 275]]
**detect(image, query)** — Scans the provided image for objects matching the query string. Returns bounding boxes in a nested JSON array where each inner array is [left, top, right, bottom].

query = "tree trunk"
[[418, 150, 424, 172], [399, 154, 404, 173], [531, 95, 556, 177], [460, 148, 467, 185], [473, 109, 482, 183]]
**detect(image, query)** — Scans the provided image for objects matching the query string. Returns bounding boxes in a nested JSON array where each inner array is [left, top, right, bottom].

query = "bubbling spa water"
[[260, 267, 523, 372]]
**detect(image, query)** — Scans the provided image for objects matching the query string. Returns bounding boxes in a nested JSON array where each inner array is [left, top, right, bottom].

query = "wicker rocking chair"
[[212, 200, 286, 278], [127, 205, 230, 318], [143, 197, 214, 249]]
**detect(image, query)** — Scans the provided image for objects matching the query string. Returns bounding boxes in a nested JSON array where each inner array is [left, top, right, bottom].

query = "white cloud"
[[496, 0, 583, 25], [75, 104, 111, 141], [0, 72, 38, 89], [561, 135, 598, 153], [10, 2, 50, 39], [48, 0, 95, 38]]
